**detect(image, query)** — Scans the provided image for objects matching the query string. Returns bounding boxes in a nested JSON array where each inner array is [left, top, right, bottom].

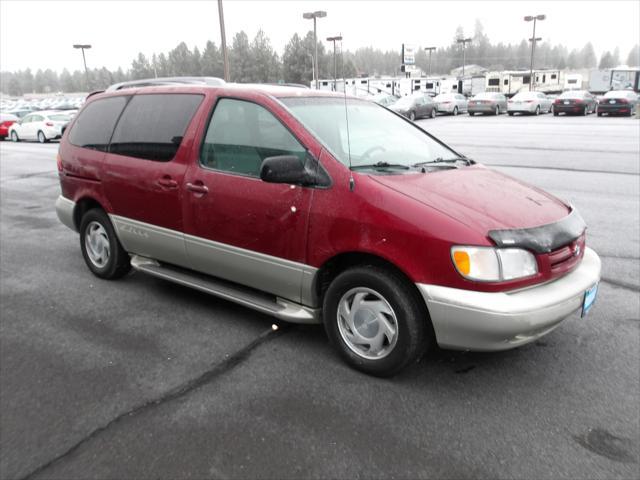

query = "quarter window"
[[109, 94, 203, 162], [200, 98, 306, 177], [69, 96, 129, 151]]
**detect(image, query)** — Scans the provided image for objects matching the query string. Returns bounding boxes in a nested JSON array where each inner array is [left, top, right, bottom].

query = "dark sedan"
[[389, 93, 437, 121], [597, 90, 638, 117], [553, 90, 597, 116], [468, 92, 508, 115]]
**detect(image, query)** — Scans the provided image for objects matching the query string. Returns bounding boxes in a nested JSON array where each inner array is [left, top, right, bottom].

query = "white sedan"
[[507, 91, 553, 115], [434, 93, 468, 115], [8, 111, 72, 143]]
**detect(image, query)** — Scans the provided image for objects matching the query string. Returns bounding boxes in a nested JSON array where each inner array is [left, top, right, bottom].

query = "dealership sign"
[[402, 44, 416, 65]]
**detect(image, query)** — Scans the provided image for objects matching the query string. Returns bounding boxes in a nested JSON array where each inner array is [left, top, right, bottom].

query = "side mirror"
[[260, 155, 317, 186]]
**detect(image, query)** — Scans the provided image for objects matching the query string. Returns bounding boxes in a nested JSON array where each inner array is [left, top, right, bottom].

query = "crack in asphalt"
[[456, 143, 636, 155], [17, 325, 288, 480], [601, 277, 640, 292], [486, 163, 639, 176], [0, 171, 58, 183]]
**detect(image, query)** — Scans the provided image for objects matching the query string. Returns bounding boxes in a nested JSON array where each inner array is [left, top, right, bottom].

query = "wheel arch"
[[312, 251, 426, 310], [73, 196, 106, 230]]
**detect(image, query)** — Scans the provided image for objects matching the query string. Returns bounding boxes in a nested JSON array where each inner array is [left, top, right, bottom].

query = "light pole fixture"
[[327, 35, 342, 91], [424, 46, 436, 76], [303, 10, 327, 89], [524, 14, 546, 91], [73, 44, 91, 91], [456, 38, 472, 77], [218, 0, 230, 82]]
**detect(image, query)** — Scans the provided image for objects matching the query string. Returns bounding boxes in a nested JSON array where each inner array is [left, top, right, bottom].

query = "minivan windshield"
[[280, 97, 460, 169]]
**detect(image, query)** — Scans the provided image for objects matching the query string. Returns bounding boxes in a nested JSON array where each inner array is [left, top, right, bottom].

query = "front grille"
[[548, 234, 585, 274]]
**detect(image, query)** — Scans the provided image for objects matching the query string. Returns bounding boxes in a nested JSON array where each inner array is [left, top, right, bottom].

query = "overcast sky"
[[1, 0, 638, 73]]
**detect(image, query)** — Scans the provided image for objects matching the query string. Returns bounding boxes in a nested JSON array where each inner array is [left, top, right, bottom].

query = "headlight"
[[451, 246, 537, 282]]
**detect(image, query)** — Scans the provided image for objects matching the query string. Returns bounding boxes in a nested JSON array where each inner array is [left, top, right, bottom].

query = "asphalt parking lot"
[[1, 114, 638, 479]]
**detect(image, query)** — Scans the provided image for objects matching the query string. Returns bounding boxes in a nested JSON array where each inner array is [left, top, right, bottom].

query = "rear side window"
[[109, 94, 203, 162], [200, 98, 305, 177], [69, 96, 128, 151]]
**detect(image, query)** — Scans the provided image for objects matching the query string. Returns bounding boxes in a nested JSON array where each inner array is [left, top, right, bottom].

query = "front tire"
[[323, 265, 433, 377], [37, 130, 47, 143], [80, 208, 131, 280], [11, 131, 19, 142]]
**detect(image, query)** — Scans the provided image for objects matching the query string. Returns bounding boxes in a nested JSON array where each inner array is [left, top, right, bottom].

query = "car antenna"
[[340, 36, 355, 192]]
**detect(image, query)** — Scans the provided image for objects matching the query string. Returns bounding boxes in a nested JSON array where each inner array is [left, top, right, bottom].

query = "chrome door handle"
[[186, 182, 209, 195]]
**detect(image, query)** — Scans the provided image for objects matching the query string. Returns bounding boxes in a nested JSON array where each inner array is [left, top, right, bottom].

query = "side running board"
[[130, 255, 320, 324]]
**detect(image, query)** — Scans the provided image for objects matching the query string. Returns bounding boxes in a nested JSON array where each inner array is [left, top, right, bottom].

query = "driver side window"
[[200, 98, 306, 177]]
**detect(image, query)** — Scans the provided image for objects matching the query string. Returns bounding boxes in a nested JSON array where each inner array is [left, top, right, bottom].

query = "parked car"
[[507, 91, 553, 115], [597, 90, 639, 117], [55, 81, 601, 377], [389, 93, 436, 120], [434, 93, 468, 115], [370, 93, 398, 107], [8, 111, 72, 143], [468, 92, 508, 116], [5, 109, 33, 119], [0, 113, 19, 140], [553, 90, 597, 116]]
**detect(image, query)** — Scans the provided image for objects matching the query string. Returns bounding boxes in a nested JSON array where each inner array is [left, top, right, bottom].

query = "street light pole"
[[307, 53, 315, 87], [456, 38, 472, 77], [524, 14, 546, 91], [327, 35, 342, 91], [424, 46, 436, 76], [303, 10, 327, 90], [73, 44, 91, 91], [218, 0, 230, 81]]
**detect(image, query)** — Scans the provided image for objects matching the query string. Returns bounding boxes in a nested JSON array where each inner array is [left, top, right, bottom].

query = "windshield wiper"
[[413, 156, 472, 168], [351, 161, 411, 170]]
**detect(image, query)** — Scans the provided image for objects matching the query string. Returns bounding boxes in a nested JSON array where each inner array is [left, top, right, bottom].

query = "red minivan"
[[56, 78, 601, 376]]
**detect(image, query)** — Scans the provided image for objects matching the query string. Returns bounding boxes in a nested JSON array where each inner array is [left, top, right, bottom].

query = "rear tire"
[[534, 106, 540, 116], [37, 130, 47, 143], [409, 111, 416, 121], [323, 265, 433, 377], [452, 106, 458, 116], [495, 106, 500, 115], [430, 108, 436, 119], [468, 111, 474, 116], [79, 208, 131, 280], [583, 106, 588, 116], [508, 112, 514, 116], [553, 111, 559, 116], [11, 131, 19, 142]]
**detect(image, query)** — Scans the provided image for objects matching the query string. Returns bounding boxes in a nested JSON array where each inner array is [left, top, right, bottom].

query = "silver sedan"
[[434, 93, 468, 115], [468, 92, 508, 116], [507, 91, 553, 115]]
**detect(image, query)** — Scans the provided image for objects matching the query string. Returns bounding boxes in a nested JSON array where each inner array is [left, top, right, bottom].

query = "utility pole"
[[424, 46, 436, 76], [327, 35, 342, 91], [456, 38, 472, 77], [307, 53, 315, 87], [524, 14, 546, 91], [73, 44, 91, 91], [303, 10, 327, 89], [218, 0, 229, 81]]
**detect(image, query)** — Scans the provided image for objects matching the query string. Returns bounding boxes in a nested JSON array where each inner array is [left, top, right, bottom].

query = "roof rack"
[[105, 76, 226, 92]]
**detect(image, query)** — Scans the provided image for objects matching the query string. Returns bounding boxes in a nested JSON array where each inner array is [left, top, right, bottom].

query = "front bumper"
[[417, 247, 601, 351]]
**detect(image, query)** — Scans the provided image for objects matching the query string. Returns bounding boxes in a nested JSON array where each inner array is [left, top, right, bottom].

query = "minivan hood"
[[370, 165, 570, 234]]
